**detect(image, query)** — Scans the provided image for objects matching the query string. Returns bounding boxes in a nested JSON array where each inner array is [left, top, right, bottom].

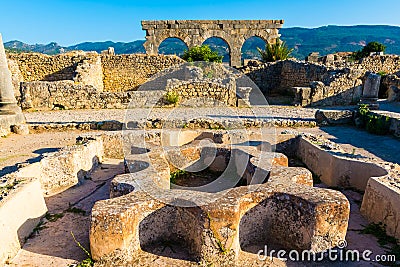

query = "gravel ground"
[[24, 106, 318, 124]]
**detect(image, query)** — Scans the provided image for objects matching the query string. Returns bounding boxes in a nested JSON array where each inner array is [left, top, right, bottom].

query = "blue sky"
[[1, 0, 400, 46]]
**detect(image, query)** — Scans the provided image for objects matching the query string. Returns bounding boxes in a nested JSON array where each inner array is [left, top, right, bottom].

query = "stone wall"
[[73, 55, 104, 91], [241, 55, 400, 106], [7, 51, 92, 82], [347, 55, 400, 74], [20, 81, 165, 110], [6, 52, 184, 93], [101, 54, 184, 92], [166, 78, 237, 107], [7, 58, 23, 101]]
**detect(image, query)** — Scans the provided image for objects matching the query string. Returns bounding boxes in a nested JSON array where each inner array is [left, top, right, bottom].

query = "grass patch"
[[0, 154, 30, 163], [71, 231, 94, 267], [361, 222, 400, 264], [45, 212, 64, 222], [170, 169, 188, 184], [164, 91, 180, 105], [67, 206, 86, 216]]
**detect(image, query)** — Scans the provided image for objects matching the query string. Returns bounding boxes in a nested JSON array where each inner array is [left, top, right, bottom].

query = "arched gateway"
[[141, 20, 284, 67]]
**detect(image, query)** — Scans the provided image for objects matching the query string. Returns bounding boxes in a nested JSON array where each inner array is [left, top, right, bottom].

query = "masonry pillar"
[[230, 47, 242, 67], [0, 33, 21, 114], [143, 39, 158, 55], [360, 72, 381, 110]]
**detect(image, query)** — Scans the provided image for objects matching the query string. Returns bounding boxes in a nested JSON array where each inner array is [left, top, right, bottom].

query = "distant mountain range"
[[5, 25, 400, 60]]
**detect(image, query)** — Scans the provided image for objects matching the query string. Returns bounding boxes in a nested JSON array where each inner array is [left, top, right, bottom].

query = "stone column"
[[360, 72, 381, 109], [237, 87, 252, 107], [0, 33, 21, 114]]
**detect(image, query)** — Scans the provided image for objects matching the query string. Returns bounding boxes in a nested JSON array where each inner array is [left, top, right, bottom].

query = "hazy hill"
[[5, 25, 400, 60]]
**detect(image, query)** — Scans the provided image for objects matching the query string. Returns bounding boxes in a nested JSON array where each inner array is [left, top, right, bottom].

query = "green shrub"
[[357, 104, 391, 135], [164, 91, 180, 105], [365, 114, 391, 135], [377, 71, 386, 76], [181, 45, 223, 63], [257, 39, 293, 62], [351, 41, 386, 60], [170, 169, 188, 184]]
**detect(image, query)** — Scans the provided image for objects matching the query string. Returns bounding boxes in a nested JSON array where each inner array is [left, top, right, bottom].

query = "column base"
[[0, 102, 23, 115]]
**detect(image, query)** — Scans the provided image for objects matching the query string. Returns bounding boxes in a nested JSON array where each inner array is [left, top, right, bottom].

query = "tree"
[[257, 39, 293, 62], [352, 41, 386, 60], [181, 45, 223, 63]]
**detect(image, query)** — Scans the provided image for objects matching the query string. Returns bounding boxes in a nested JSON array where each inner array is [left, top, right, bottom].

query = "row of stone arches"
[[158, 36, 267, 64]]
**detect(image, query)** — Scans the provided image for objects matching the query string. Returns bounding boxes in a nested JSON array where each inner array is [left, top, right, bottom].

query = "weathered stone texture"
[[166, 78, 237, 107], [7, 52, 184, 94], [382, 72, 400, 102], [7, 51, 91, 82], [0, 178, 47, 265], [19, 81, 165, 110], [361, 176, 400, 241], [7, 58, 23, 101], [90, 130, 350, 265], [240, 55, 400, 106], [10, 137, 104, 195], [73, 55, 104, 91], [101, 54, 184, 92], [142, 20, 284, 67]]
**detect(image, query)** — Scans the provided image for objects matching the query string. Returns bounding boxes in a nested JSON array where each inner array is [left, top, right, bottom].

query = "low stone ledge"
[[361, 176, 400, 241], [10, 137, 104, 195], [0, 178, 47, 265], [315, 109, 354, 125], [297, 136, 388, 191]]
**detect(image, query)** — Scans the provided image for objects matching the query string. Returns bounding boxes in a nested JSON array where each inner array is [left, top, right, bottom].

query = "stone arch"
[[143, 30, 190, 55], [158, 37, 189, 56], [239, 32, 270, 49], [201, 36, 231, 63], [141, 20, 284, 66], [240, 36, 267, 63], [154, 33, 190, 54], [200, 31, 237, 66]]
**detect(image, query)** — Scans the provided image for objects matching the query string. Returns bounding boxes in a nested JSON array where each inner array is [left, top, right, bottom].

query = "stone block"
[[0, 178, 47, 265], [11, 124, 29, 135], [315, 109, 353, 125]]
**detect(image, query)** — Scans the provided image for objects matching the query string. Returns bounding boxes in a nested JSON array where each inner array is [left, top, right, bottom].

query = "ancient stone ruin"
[[142, 20, 284, 67], [0, 19, 400, 267], [90, 129, 350, 265]]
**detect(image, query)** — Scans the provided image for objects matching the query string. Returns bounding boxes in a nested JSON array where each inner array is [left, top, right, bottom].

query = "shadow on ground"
[[320, 125, 400, 164]]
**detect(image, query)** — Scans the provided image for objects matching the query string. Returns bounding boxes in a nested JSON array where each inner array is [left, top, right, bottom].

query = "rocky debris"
[[10, 124, 29, 135]]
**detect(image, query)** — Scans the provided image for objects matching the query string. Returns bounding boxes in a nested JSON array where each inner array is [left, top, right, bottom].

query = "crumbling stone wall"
[[7, 52, 91, 82], [20, 81, 164, 110], [166, 78, 237, 107], [241, 55, 400, 106], [73, 55, 104, 91], [101, 54, 184, 92], [7, 58, 23, 101], [6, 52, 184, 93], [344, 55, 400, 74]]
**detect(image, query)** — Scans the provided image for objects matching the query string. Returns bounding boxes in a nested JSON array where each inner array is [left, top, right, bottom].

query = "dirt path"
[[7, 159, 124, 267], [0, 131, 85, 177]]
